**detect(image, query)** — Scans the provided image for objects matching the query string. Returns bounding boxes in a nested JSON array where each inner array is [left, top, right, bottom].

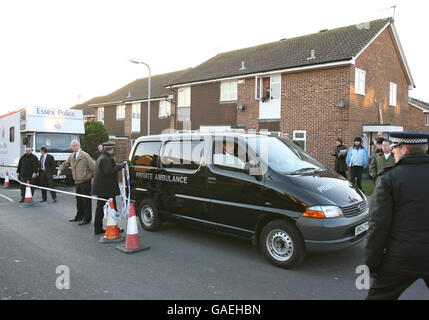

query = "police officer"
[[365, 132, 429, 300], [92, 142, 126, 235]]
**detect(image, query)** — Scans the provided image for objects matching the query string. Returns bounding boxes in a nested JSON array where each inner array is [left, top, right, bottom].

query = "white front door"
[[259, 74, 281, 119]]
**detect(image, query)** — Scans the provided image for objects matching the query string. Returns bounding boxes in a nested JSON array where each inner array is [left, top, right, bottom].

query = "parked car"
[[128, 132, 369, 268]]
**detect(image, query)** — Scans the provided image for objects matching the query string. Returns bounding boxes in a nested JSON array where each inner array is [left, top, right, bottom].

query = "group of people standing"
[[17, 140, 125, 235], [331, 132, 395, 190], [17, 146, 57, 203]]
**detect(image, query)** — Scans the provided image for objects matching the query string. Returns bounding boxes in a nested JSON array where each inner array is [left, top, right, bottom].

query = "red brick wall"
[[351, 25, 410, 143], [237, 78, 258, 131], [190, 82, 237, 130], [282, 66, 352, 167], [407, 104, 429, 132]]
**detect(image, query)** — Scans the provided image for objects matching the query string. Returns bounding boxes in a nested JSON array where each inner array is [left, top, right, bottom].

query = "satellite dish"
[[336, 98, 346, 108]]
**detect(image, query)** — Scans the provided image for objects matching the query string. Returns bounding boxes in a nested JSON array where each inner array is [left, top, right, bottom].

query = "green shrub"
[[80, 121, 109, 158]]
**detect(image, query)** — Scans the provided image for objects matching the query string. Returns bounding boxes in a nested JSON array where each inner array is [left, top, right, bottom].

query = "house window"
[[9, 126, 15, 143], [116, 104, 126, 120], [355, 68, 366, 95], [293, 130, 306, 151], [159, 100, 171, 118], [389, 82, 397, 107], [97, 107, 104, 123], [255, 74, 281, 102], [132, 103, 141, 132], [220, 80, 238, 102], [177, 87, 191, 121], [425, 113, 429, 126]]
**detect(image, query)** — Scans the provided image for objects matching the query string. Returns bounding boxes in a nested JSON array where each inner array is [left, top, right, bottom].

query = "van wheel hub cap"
[[266, 229, 294, 261], [142, 206, 154, 226]]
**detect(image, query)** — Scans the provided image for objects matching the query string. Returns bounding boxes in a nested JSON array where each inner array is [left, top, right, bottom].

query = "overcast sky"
[[0, 0, 427, 114]]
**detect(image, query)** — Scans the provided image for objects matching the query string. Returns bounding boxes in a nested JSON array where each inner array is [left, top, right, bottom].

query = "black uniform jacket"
[[17, 153, 39, 179], [364, 153, 429, 277], [92, 151, 123, 197]]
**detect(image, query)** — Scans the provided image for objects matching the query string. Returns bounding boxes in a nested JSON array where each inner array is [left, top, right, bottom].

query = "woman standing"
[[332, 138, 348, 178], [346, 137, 369, 190]]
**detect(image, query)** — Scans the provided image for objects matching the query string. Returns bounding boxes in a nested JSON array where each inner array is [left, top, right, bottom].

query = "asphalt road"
[[0, 182, 428, 300]]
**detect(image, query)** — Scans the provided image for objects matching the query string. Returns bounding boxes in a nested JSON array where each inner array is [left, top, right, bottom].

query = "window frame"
[[389, 82, 397, 107], [293, 130, 307, 151], [355, 68, 366, 96], [132, 141, 162, 169], [160, 139, 204, 173], [220, 80, 238, 102], [211, 137, 250, 174], [116, 104, 126, 120], [97, 107, 104, 123], [425, 113, 429, 126], [158, 100, 171, 118]]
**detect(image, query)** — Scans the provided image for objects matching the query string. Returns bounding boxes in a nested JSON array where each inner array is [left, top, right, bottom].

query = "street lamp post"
[[129, 59, 151, 135]]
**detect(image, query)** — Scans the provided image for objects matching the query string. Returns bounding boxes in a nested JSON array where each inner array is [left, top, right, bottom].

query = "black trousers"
[[75, 180, 92, 222], [20, 177, 36, 200], [367, 271, 429, 300], [39, 170, 56, 201], [94, 197, 117, 232], [350, 166, 363, 189]]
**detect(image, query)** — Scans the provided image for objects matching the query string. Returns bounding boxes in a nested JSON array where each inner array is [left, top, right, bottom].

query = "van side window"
[[161, 140, 203, 170], [133, 142, 161, 167], [212, 139, 248, 172], [9, 127, 15, 143]]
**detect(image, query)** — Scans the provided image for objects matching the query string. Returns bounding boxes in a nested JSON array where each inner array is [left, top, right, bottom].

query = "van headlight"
[[302, 206, 344, 219]]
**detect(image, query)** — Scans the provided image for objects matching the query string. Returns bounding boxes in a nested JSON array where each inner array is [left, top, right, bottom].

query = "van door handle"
[[265, 202, 272, 206], [208, 177, 217, 184]]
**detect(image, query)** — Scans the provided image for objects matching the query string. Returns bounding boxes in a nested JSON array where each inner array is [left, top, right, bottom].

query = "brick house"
[[166, 18, 417, 168], [83, 69, 188, 160], [408, 97, 429, 133]]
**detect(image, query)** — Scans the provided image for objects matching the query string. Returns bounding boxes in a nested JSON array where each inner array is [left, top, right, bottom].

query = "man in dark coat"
[[17, 147, 39, 203], [365, 132, 429, 300], [92, 142, 126, 235], [95, 144, 103, 160], [331, 138, 347, 178], [38, 146, 57, 202]]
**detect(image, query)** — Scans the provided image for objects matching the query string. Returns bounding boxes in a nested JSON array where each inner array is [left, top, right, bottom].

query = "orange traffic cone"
[[20, 180, 34, 207], [117, 203, 150, 253], [4, 171, 10, 188], [99, 199, 124, 243]]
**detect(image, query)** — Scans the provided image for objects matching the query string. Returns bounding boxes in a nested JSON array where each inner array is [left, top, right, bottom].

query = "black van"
[[128, 132, 369, 268]]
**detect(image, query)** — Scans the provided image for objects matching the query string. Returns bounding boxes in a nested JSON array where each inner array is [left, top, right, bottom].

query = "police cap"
[[390, 132, 429, 148], [102, 141, 116, 148]]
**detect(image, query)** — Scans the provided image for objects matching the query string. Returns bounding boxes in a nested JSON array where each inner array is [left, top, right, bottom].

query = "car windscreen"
[[35, 133, 78, 153], [247, 136, 326, 175]]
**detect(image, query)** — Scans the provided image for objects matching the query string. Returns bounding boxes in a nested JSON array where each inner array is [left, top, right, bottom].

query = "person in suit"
[[38, 146, 57, 202]]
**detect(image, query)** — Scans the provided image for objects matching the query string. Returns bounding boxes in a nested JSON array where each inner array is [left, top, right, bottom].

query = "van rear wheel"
[[260, 220, 306, 269], [137, 199, 161, 231]]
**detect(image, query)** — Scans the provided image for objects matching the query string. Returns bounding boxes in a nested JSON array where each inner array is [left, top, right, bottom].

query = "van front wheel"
[[137, 199, 161, 231], [260, 220, 306, 269]]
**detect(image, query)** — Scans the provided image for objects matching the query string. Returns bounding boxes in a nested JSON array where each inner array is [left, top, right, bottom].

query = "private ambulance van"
[[128, 132, 369, 268]]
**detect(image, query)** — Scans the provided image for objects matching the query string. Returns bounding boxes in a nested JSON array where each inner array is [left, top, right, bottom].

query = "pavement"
[[0, 182, 428, 300]]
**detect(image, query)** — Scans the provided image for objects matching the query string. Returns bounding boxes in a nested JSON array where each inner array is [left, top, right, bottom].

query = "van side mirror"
[[133, 155, 139, 164], [245, 160, 263, 178]]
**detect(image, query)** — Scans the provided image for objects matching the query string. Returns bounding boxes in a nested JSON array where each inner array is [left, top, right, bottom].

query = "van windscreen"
[[247, 137, 326, 175]]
